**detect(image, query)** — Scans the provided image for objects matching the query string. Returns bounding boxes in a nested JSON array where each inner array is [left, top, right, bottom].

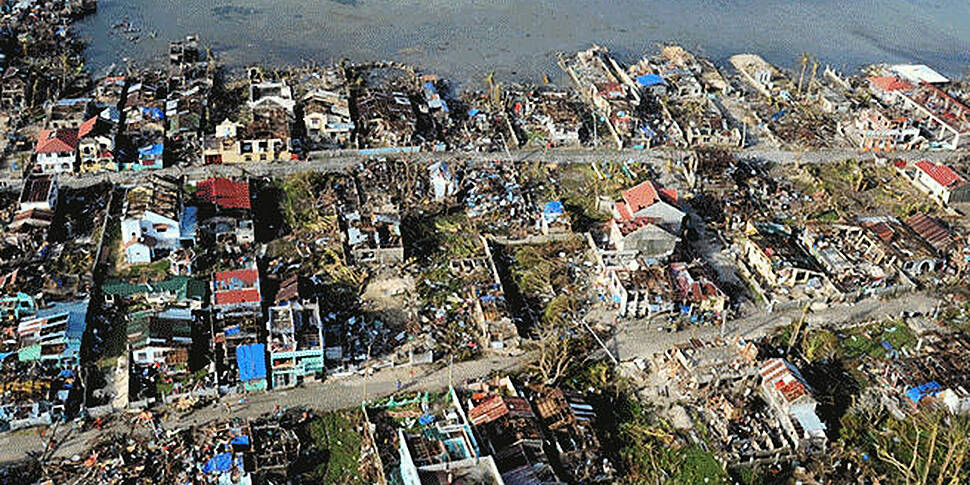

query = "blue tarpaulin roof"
[[543, 201, 564, 214], [231, 435, 251, 446], [905, 381, 942, 404], [236, 343, 267, 382], [139, 143, 164, 156], [203, 452, 233, 474], [142, 106, 165, 120], [636, 74, 666, 87]]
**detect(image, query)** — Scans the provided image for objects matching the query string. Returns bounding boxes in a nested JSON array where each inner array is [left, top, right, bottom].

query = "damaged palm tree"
[[528, 317, 574, 386]]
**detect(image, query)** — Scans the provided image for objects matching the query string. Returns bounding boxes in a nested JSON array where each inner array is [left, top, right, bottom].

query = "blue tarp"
[[636, 74, 666, 87], [419, 414, 435, 426], [203, 452, 233, 474], [139, 143, 164, 156], [236, 343, 267, 382], [231, 435, 251, 446], [543, 201, 564, 215], [142, 106, 165, 120], [905, 381, 942, 404], [0, 352, 12, 361], [468, 108, 480, 117]]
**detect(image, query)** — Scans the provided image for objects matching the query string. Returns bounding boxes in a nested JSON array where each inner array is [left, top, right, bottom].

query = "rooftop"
[[197, 177, 251, 210], [34, 129, 78, 153], [913, 160, 966, 189]]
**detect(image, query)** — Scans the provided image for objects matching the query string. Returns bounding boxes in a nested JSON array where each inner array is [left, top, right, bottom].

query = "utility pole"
[[583, 320, 618, 365], [448, 354, 454, 391]]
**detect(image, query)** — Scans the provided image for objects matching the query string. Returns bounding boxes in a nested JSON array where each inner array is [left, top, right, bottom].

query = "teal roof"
[[103, 276, 206, 302]]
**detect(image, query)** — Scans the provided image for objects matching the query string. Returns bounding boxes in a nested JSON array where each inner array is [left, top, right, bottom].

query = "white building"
[[33, 129, 78, 175], [121, 176, 182, 264]]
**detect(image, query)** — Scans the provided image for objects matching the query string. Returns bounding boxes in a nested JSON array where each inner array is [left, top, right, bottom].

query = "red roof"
[[214, 268, 259, 287], [659, 188, 678, 205], [467, 395, 533, 426], [214, 288, 261, 306], [614, 216, 661, 236], [468, 395, 509, 425], [914, 160, 966, 189], [34, 129, 78, 154], [78, 116, 99, 138], [863, 221, 895, 243], [867, 76, 914, 92], [197, 177, 251, 209], [213, 268, 261, 306], [614, 201, 632, 220], [622, 181, 660, 214]]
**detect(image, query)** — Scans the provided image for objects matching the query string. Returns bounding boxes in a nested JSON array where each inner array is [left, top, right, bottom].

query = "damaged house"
[[739, 222, 830, 294], [204, 110, 294, 164], [355, 89, 417, 148], [464, 379, 562, 485], [266, 276, 324, 389], [10, 174, 57, 231], [33, 128, 78, 175], [758, 358, 827, 453], [121, 175, 183, 264], [302, 89, 354, 148], [212, 264, 266, 392], [77, 115, 116, 173], [897, 159, 970, 206]]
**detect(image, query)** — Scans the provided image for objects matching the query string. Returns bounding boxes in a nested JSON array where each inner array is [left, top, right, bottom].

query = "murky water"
[[76, 0, 970, 84]]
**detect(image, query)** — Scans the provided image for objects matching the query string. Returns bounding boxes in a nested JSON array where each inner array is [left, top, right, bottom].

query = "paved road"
[[609, 292, 940, 361], [14, 145, 967, 189], [0, 352, 523, 465], [0, 291, 943, 464]]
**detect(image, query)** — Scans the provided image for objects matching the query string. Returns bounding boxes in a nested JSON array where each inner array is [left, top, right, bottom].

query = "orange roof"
[[78, 116, 99, 138], [35, 129, 78, 154], [622, 181, 660, 214], [867, 76, 914, 92]]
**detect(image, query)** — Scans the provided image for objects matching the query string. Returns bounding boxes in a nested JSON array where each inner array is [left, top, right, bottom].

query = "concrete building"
[[759, 358, 827, 452], [34, 129, 78, 175], [121, 176, 182, 264], [266, 277, 324, 389], [899, 160, 970, 206]]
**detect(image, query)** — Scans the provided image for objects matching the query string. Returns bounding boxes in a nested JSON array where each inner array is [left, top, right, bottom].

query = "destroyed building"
[[738, 222, 830, 295], [463, 378, 562, 484], [560, 45, 643, 148], [877, 332, 970, 415], [855, 217, 948, 277], [267, 276, 325, 389], [529, 386, 614, 483], [205, 110, 294, 164], [605, 264, 676, 318], [355, 89, 418, 148]]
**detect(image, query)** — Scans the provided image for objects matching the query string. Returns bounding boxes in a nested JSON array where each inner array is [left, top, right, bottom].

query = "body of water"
[[76, 0, 970, 84]]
